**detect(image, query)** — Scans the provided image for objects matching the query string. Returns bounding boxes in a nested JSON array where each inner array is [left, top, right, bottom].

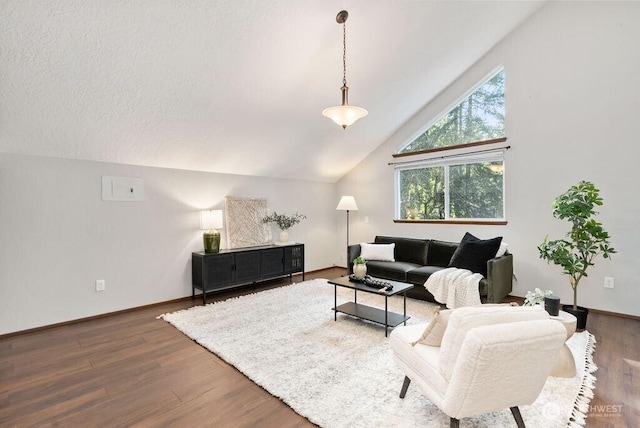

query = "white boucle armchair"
[[390, 305, 566, 428]]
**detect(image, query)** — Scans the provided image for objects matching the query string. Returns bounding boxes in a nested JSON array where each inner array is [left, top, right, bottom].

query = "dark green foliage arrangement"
[[538, 181, 616, 310], [262, 212, 306, 231]]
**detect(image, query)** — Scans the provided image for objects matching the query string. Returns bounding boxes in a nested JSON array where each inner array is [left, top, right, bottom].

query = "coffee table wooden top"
[[328, 276, 414, 296]]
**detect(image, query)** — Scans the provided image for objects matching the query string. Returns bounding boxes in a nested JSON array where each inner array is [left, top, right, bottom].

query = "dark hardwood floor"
[[1, 267, 637, 427]]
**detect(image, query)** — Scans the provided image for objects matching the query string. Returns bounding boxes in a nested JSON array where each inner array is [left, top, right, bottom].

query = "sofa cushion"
[[405, 284, 438, 302], [427, 240, 459, 267], [408, 268, 488, 298], [448, 232, 502, 277], [406, 265, 447, 285], [360, 242, 395, 261], [366, 260, 421, 282], [374, 236, 428, 265]]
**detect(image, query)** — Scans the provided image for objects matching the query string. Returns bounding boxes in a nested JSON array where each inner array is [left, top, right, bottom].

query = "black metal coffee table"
[[328, 276, 414, 337]]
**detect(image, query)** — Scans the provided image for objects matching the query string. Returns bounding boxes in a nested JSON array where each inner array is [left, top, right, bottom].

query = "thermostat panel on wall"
[[102, 176, 144, 201]]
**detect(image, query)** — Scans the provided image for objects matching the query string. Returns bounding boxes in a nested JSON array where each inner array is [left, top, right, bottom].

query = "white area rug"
[[160, 279, 597, 427]]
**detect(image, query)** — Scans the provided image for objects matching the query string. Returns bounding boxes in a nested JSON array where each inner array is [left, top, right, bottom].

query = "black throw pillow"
[[448, 232, 503, 277]]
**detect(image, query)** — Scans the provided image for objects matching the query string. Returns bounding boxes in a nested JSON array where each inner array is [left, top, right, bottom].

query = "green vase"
[[203, 230, 221, 253]]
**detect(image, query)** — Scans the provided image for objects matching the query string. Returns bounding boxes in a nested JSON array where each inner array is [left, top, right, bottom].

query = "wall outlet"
[[95, 279, 106, 292], [364, 216, 369, 224], [604, 277, 614, 289]]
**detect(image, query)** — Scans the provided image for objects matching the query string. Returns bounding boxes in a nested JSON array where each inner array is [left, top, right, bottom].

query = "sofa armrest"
[[347, 244, 361, 274], [485, 253, 513, 303]]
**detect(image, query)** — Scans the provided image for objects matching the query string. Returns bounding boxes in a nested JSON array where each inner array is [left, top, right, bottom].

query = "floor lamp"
[[336, 196, 358, 267]]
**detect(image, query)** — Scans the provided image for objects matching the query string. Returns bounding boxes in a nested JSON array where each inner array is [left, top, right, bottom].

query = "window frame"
[[394, 148, 507, 224]]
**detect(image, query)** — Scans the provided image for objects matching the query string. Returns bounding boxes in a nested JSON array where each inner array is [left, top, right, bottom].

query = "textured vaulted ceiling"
[[0, 0, 544, 182]]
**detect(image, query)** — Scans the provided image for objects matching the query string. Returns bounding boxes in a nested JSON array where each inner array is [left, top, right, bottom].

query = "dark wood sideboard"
[[192, 243, 305, 304]]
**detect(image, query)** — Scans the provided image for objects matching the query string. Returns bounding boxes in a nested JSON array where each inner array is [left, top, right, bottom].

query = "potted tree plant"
[[538, 180, 616, 329]]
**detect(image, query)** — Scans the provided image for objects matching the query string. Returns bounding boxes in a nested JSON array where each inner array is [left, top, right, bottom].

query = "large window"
[[396, 154, 504, 220], [395, 69, 506, 222]]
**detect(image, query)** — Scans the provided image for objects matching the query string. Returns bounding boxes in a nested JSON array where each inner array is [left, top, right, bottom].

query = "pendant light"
[[322, 10, 368, 129]]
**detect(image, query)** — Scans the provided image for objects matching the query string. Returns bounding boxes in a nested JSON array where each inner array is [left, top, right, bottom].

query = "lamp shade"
[[336, 196, 358, 211], [200, 209, 223, 230], [322, 105, 368, 129]]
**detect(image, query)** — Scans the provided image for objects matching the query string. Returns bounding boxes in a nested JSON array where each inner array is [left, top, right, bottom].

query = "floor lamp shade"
[[200, 210, 223, 253], [336, 196, 358, 257], [336, 196, 359, 211]]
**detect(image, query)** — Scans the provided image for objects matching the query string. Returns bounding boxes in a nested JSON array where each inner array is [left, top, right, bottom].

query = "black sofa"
[[347, 236, 513, 304]]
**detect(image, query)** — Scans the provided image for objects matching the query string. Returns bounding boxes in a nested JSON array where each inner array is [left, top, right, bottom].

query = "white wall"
[[0, 153, 337, 334], [337, 1, 640, 316], [3, 2, 638, 335]]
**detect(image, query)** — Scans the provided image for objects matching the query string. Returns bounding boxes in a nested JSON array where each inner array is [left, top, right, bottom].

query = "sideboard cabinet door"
[[203, 253, 235, 290], [235, 251, 262, 283], [261, 248, 285, 278], [284, 244, 304, 274]]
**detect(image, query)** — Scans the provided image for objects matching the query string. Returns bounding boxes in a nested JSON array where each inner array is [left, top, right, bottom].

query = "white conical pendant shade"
[[322, 105, 368, 129]]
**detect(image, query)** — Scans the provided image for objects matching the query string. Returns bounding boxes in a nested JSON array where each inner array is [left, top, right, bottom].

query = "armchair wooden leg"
[[450, 417, 460, 428], [399, 376, 411, 398], [510, 406, 525, 428]]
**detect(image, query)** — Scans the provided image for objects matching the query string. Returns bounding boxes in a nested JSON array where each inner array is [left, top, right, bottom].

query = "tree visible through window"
[[400, 70, 504, 153], [396, 69, 506, 221]]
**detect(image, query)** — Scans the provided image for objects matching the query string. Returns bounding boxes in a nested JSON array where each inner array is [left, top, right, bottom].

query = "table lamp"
[[200, 209, 223, 253]]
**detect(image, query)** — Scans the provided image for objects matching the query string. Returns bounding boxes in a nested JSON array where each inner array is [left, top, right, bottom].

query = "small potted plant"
[[262, 211, 306, 244], [523, 288, 553, 307], [353, 256, 367, 279], [523, 288, 560, 316], [538, 181, 616, 329]]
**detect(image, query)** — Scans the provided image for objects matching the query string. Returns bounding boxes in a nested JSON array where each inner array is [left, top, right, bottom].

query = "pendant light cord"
[[342, 21, 347, 86]]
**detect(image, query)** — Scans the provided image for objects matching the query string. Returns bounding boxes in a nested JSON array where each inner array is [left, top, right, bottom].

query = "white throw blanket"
[[425, 267, 483, 308]]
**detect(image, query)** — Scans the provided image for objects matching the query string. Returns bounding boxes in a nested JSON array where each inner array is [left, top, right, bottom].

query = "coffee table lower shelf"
[[333, 302, 410, 330]]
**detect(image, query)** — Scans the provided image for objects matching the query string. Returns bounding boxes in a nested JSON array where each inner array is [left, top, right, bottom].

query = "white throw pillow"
[[495, 241, 509, 257], [412, 308, 452, 347], [360, 243, 395, 262]]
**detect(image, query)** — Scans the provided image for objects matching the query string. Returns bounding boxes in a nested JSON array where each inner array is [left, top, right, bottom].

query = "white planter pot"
[[353, 264, 367, 279], [279, 230, 289, 243]]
